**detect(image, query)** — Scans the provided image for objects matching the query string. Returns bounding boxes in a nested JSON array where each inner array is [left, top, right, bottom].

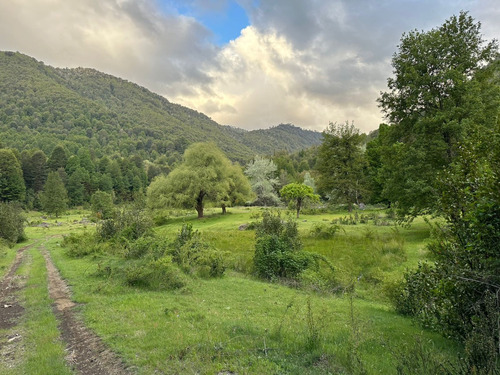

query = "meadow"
[[1, 207, 461, 374]]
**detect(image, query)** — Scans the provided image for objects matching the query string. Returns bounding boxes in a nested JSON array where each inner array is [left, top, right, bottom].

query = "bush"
[[309, 223, 341, 239], [169, 223, 225, 278], [253, 210, 334, 282], [96, 207, 153, 241], [62, 232, 104, 257], [0, 202, 26, 243], [125, 256, 188, 290]]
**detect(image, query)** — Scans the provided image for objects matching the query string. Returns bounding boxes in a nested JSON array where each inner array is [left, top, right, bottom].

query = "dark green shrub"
[[253, 210, 333, 282], [0, 202, 26, 243], [90, 191, 114, 220], [62, 232, 104, 257]]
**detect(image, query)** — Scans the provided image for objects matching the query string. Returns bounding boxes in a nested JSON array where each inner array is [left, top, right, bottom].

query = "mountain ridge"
[[0, 51, 322, 162]]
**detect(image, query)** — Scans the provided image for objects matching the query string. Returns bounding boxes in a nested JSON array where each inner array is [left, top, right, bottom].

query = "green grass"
[[36, 207, 462, 374]]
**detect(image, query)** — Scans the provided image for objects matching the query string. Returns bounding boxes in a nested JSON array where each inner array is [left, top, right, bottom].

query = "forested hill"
[[0, 51, 321, 162]]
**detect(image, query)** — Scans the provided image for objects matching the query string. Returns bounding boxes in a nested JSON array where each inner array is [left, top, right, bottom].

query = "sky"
[[1, 1, 499, 133]]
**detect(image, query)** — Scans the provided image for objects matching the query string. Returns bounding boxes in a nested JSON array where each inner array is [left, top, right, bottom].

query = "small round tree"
[[280, 183, 319, 218]]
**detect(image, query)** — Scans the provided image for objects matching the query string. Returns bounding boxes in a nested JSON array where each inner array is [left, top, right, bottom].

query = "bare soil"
[[0, 242, 34, 369], [41, 246, 132, 374]]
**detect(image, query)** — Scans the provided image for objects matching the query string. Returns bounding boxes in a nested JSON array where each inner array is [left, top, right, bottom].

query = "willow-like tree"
[[147, 143, 252, 218]]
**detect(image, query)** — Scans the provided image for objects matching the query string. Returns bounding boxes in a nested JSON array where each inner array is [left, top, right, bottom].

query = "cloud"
[[1, 0, 499, 133], [0, 0, 217, 94]]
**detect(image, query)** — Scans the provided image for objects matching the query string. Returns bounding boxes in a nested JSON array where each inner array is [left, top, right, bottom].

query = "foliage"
[[147, 143, 251, 218], [0, 201, 26, 243], [253, 210, 332, 282], [375, 12, 500, 217], [393, 132, 500, 372], [90, 190, 114, 220], [279, 183, 319, 218], [316, 121, 368, 211], [40, 171, 68, 217], [169, 223, 226, 278], [309, 223, 341, 239], [96, 207, 153, 242], [245, 156, 281, 206], [0, 148, 25, 202]]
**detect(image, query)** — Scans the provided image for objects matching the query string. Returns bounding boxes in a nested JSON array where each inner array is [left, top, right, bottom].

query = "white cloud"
[[1, 0, 499, 133]]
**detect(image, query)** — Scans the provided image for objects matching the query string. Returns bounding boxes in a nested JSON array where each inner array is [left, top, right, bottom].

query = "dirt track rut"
[[1, 240, 131, 374]]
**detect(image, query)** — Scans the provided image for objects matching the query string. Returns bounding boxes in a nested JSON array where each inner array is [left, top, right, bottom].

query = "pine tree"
[[41, 171, 68, 217]]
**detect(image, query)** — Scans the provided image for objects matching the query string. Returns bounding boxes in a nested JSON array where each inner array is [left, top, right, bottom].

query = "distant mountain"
[[0, 51, 322, 162], [223, 124, 322, 156]]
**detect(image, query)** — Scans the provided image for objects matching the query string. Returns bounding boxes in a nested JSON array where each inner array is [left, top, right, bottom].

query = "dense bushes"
[[63, 208, 225, 290], [253, 210, 334, 287], [0, 202, 26, 244]]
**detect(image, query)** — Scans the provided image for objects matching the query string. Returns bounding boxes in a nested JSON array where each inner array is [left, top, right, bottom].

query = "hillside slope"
[[0, 51, 321, 162]]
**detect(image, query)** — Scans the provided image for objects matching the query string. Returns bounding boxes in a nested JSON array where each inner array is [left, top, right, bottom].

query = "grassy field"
[[2, 207, 461, 374]]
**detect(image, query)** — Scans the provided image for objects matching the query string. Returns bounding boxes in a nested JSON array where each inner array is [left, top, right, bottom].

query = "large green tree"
[[0, 148, 25, 202], [40, 171, 68, 217], [316, 121, 367, 211], [147, 143, 251, 218], [376, 12, 499, 217]]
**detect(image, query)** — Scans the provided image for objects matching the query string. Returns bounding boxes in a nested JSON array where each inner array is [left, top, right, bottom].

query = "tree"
[[90, 190, 114, 220], [147, 143, 250, 218], [220, 164, 254, 214], [0, 148, 25, 202], [47, 145, 68, 171], [280, 183, 319, 218], [316, 121, 367, 211], [376, 12, 499, 217], [244, 156, 281, 206], [0, 202, 26, 243], [40, 171, 68, 217]]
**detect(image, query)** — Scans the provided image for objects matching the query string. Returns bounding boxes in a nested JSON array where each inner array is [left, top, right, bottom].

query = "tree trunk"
[[221, 203, 226, 214], [196, 191, 205, 218], [296, 198, 302, 218]]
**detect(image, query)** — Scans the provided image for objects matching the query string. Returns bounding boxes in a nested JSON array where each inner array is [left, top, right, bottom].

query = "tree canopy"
[[376, 11, 499, 217], [244, 156, 280, 206], [0, 148, 25, 202], [41, 171, 68, 217], [147, 143, 252, 218], [280, 183, 319, 218], [316, 122, 367, 211]]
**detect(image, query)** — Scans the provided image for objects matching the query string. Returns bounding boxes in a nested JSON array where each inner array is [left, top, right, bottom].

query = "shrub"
[[169, 223, 225, 278], [309, 223, 341, 239], [125, 256, 188, 290], [96, 207, 153, 241], [62, 232, 104, 257], [253, 210, 334, 282], [90, 191, 114, 220]]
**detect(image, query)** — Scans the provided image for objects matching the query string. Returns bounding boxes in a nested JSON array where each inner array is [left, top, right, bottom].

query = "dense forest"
[[0, 51, 322, 163]]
